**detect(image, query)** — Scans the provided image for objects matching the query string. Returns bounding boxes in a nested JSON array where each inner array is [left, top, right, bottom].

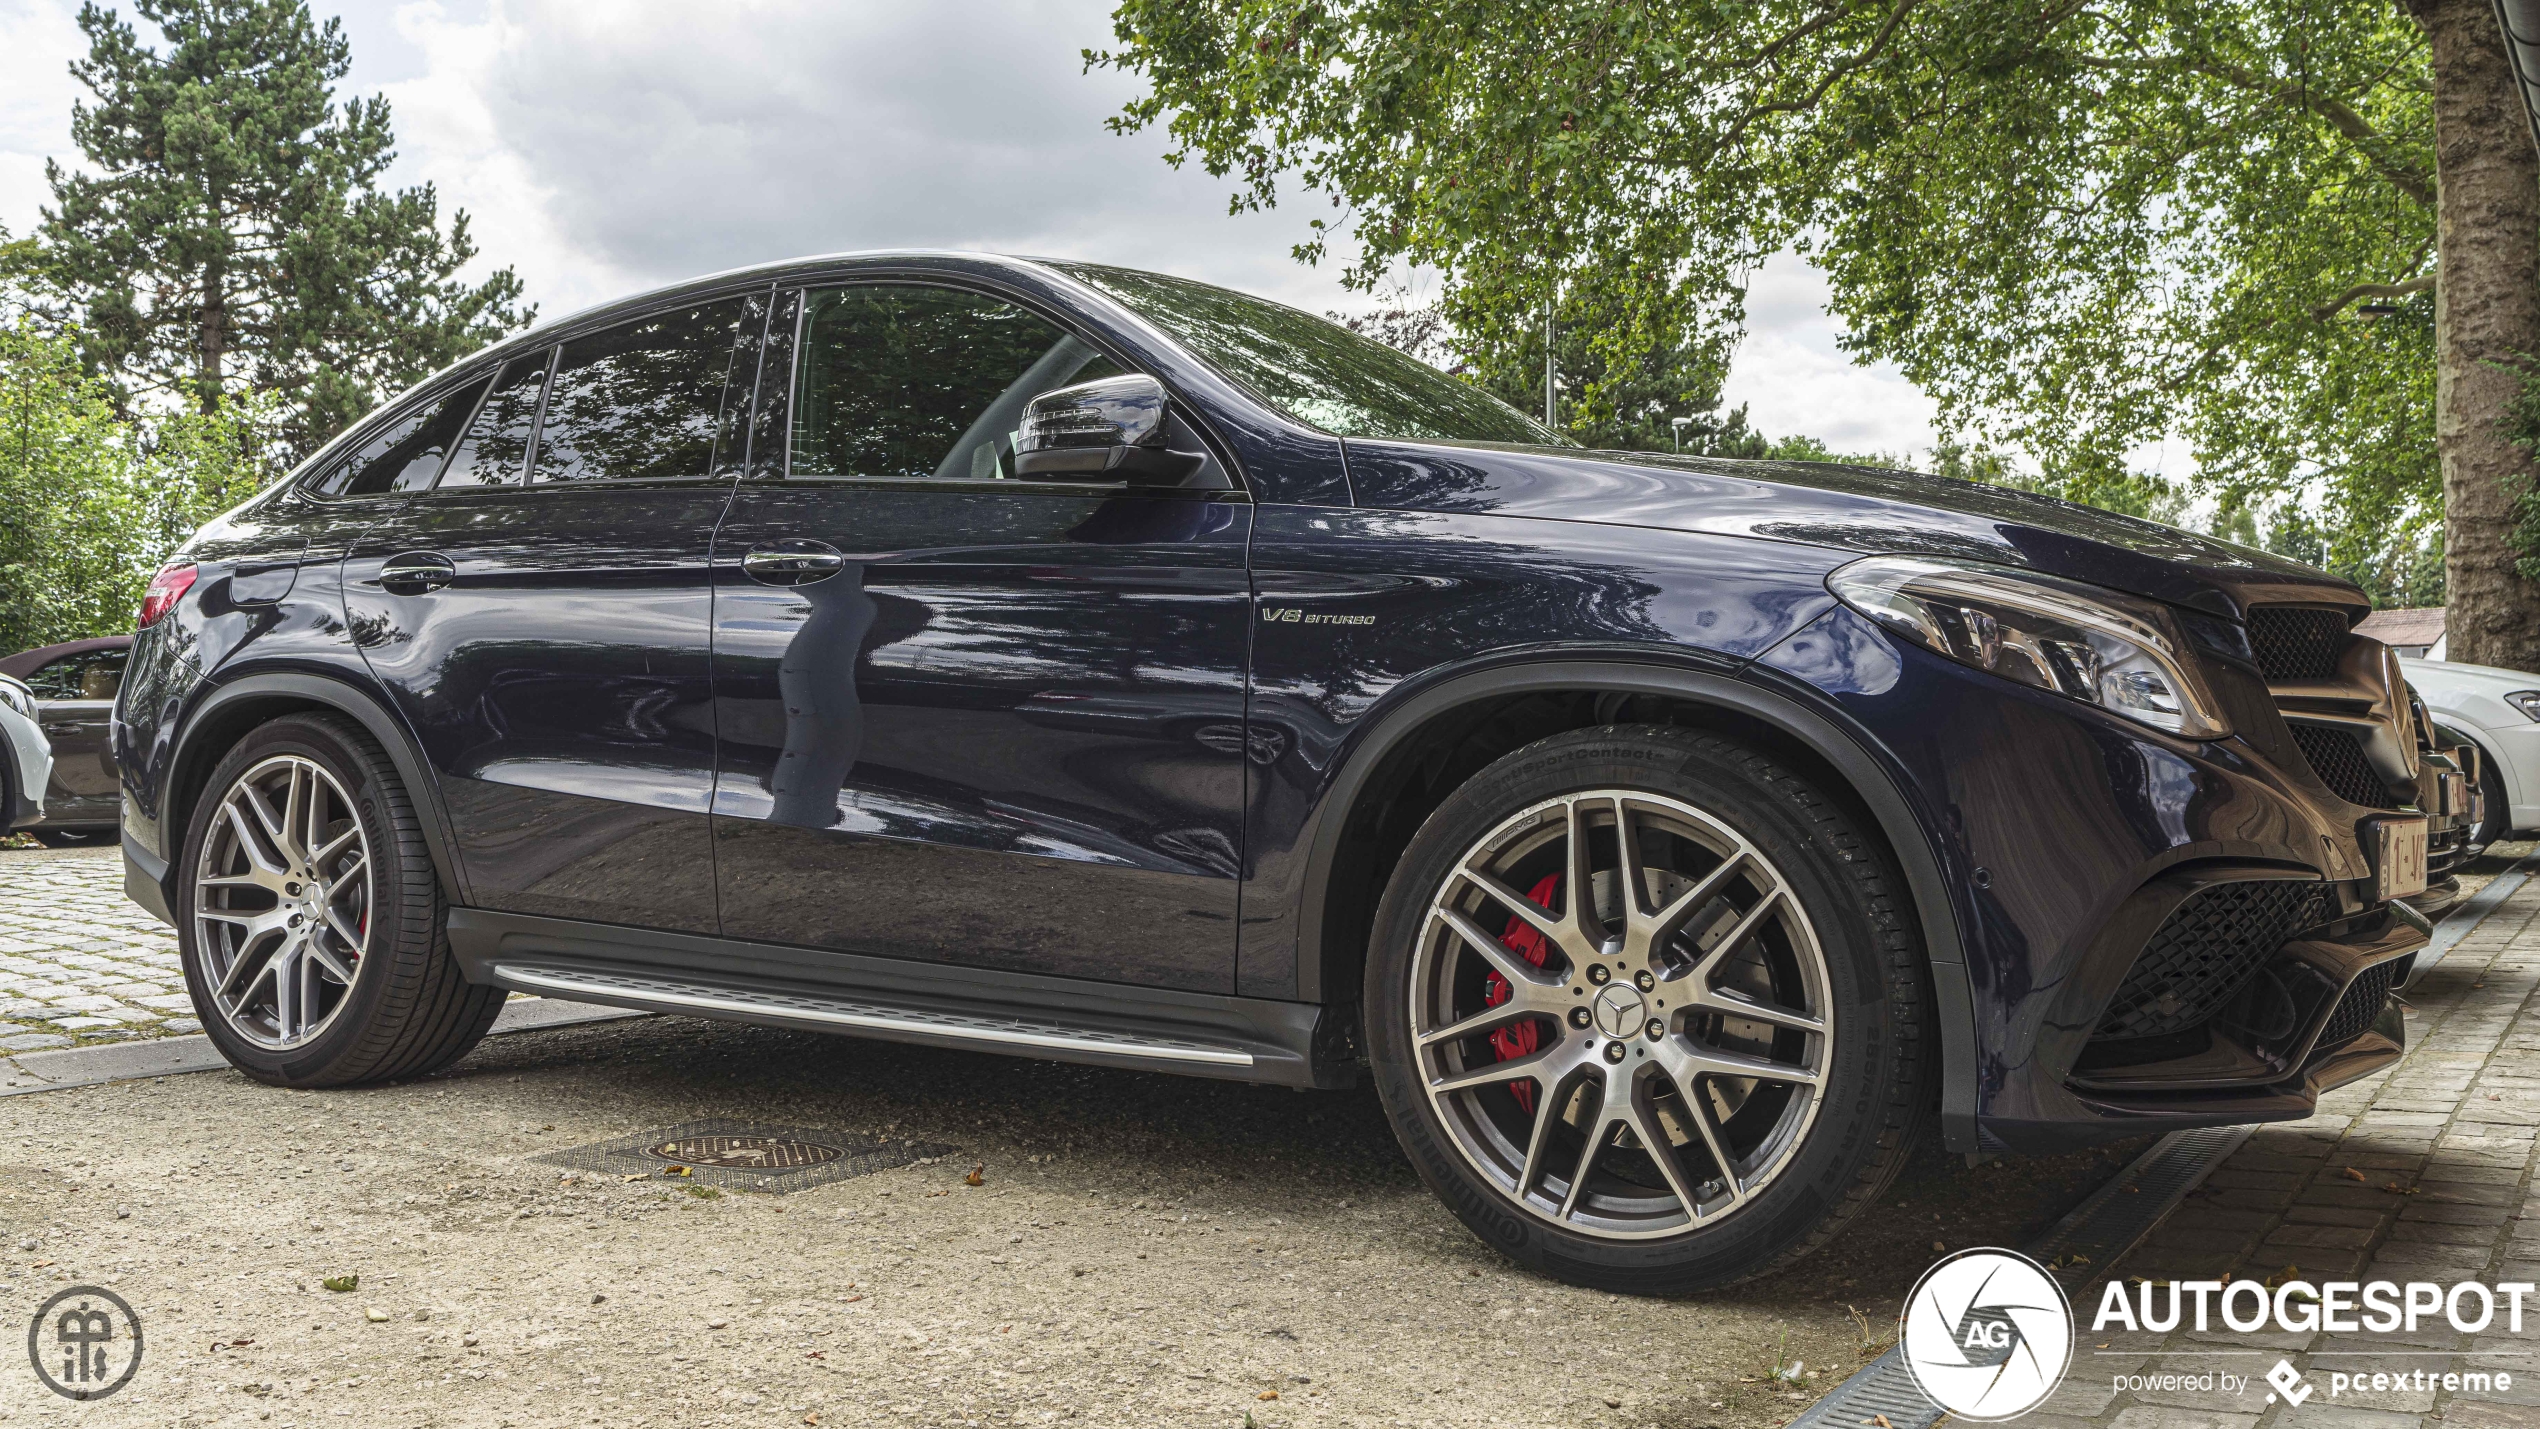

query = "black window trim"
[[767, 274, 1251, 502], [293, 367, 499, 503]]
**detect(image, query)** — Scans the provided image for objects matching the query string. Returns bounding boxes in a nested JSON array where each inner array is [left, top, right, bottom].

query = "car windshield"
[[1053, 262, 1564, 447]]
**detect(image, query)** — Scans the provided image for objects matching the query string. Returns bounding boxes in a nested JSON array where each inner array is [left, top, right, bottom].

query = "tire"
[[31, 828, 115, 849], [1364, 724, 1931, 1294], [176, 713, 503, 1086]]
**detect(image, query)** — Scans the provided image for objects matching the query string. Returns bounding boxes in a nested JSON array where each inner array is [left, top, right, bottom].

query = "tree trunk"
[[2419, 0, 2540, 668], [199, 251, 225, 417]]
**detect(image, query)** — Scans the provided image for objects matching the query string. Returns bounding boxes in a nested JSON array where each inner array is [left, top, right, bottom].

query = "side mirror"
[[1015, 374, 1204, 485]]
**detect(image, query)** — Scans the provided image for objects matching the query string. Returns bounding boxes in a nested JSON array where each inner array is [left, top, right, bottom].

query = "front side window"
[[532, 298, 747, 483], [310, 376, 490, 496], [1053, 262, 1561, 447], [789, 285, 1126, 481], [25, 647, 127, 701], [440, 351, 553, 489]]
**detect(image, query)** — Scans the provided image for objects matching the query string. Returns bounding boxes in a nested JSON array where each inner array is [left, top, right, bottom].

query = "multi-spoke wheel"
[[1367, 725, 1930, 1294], [194, 754, 372, 1048], [177, 714, 504, 1086]]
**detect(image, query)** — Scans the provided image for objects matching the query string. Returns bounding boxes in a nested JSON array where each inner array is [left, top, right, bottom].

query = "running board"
[[446, 907, 1351, 1088]]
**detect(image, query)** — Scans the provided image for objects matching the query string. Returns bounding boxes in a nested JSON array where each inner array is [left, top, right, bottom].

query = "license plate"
[[2372, 816, 2429, 901]]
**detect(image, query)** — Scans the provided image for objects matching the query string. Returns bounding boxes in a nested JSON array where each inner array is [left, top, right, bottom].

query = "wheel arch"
[[162, 671, 468, 911], [1293, 653, 1981, 1152]]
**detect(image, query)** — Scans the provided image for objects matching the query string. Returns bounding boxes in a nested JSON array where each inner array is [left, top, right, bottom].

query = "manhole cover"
[[536, 1119, 958, 1195], [644, 1135, 843, 1170]]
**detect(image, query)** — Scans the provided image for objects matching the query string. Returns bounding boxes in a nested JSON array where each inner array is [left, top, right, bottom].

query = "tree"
[[40, 0, 530, 456], [1094, 0, 2539, 656], [0, 317, 268, 656]]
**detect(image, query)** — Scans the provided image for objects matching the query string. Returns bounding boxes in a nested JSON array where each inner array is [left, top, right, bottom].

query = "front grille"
[[2098, 881, 2326, 1040], [2248, 607, 2349, 680], [2316, 962, 2396, 1049], [2289, 723, 2398, 807]]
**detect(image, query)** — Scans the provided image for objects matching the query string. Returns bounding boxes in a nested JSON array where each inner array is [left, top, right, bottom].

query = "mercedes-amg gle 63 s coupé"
[[117, 253, 2434, 1294]]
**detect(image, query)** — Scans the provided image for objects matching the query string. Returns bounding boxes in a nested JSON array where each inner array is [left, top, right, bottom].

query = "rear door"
[[708, 282, 1254, 991], [24, 646, 128, 825], [343, 292, 762, 933]]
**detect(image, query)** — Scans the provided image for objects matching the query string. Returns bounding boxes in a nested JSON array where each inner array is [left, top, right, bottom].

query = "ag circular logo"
[[1899, 1248, 2071, 1420], [25, 1284, 143, 1401]]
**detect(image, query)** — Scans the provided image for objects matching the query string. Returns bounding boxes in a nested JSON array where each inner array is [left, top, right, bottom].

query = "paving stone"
[[0, 847, 188, 1047]]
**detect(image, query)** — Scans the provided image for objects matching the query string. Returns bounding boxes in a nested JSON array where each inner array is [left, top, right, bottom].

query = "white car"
[[0, 672, 53, 835], [2403, 655, 2540, 848]]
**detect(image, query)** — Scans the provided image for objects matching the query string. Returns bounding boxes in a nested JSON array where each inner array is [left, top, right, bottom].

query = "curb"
[[0, 996, 645, 1096]]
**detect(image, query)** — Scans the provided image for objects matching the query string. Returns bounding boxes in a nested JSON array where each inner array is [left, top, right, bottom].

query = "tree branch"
[[2069, 51, 2435, 207], [2311, 273, 2437, 321]]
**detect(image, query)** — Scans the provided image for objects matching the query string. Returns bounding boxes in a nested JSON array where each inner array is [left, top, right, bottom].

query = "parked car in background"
[[2402, 656, 2538, 851], [0, 672, 54, 837], [0, 636, 131, 847], [117, 252, 2439, 1293]]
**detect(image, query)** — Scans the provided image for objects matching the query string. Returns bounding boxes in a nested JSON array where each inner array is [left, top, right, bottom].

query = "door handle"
[[742, 540, 846, 585], [376, 552, 456, 594]]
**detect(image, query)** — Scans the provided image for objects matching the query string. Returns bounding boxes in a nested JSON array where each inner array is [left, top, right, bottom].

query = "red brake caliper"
[[1480, 873, 1561, 1113]]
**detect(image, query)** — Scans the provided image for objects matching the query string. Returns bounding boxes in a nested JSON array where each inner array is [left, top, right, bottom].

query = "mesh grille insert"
[[2317, 962, 2396, 1050], [2247, 606, 2349, 680], [2098, 881, 2325, 1041], [2290, 723, 2398, 808]]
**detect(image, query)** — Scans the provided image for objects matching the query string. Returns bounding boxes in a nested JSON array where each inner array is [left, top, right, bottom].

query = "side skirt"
[[446, 908, 1356, 1089]]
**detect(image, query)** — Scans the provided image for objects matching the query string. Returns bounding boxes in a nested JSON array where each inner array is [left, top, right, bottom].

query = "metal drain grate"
[[1783, 1124, 2254, 1429], [537, 1118, 959, 1194]]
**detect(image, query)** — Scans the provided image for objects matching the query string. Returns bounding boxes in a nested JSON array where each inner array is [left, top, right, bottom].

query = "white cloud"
[[0, 0, 1947, 460]]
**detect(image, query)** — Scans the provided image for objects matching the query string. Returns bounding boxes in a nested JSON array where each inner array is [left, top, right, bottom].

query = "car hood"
[[2403, 657, 2540, 697], [1340, 439, 2366, 622]]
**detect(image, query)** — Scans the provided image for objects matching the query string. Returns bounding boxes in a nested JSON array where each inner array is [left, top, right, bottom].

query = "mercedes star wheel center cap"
[[1592, 982, 1647, 1038]]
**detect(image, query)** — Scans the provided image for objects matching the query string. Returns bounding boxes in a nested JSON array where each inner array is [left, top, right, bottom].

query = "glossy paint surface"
[[709, 482, 1254, 991], [342, 482, 730, 932], [117, 250, 2407, 1149]]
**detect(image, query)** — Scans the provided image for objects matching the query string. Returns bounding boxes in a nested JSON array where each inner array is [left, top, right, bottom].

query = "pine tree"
[[40, 0, 531, 454]]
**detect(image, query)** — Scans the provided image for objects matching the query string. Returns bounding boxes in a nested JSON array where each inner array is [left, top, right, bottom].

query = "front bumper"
[[1758, 607, 2426, 1155]]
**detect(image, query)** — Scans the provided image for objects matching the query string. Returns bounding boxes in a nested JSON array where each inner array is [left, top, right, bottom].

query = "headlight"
[[0, 677, 32, 720], [1827, 555, 2230, 739], [2507, 691, 2540, 723]]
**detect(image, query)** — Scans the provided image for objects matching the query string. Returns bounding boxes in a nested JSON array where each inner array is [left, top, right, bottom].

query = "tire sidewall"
[[177, 716, 416, 1085], [1364, 727, 1914, 1292]]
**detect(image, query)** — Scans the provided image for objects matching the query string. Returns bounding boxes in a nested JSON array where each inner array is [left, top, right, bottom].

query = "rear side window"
[[531, 299, 747, 484], [789, 284, 1126, 481], [441, 351, 554, 488], [25, 648, 126, 701], [311, 377, 490, 496]]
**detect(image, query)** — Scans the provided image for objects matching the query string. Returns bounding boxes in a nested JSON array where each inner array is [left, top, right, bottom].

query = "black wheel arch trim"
[[161, 669, 469, 911], [1289, 647, 1982, 1152]]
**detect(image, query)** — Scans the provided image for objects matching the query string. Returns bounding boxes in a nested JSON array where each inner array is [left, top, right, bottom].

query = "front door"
[[344, 293, 760, 933], [709, 282, 1254, 992]]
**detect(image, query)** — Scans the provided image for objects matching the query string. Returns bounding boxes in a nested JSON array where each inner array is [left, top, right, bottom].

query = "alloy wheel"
[[191, 754, 371, 1049], [1410, 789, 1831, 1239]]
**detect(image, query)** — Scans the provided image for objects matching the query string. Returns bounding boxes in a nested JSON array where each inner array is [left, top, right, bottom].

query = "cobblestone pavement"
[[0, 844, 193, 1051], [2028, 851, 2540, 1429]]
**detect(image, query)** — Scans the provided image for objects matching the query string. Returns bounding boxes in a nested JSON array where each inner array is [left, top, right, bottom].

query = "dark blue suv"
[[115, 252, 2434, 1293]]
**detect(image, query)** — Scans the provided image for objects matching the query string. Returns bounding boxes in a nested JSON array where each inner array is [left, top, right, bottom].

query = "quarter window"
[[311, 377, 490, 496], [789, 285, 1126, 481], [531, 299, 747, 483], [440, 351, 553, 489]]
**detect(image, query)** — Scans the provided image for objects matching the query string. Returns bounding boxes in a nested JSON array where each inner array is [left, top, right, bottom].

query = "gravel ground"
[[0, 1012, 2143, 1429]]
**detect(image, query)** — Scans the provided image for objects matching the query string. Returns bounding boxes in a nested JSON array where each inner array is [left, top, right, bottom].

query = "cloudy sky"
[[0, 0, 1943, 456]]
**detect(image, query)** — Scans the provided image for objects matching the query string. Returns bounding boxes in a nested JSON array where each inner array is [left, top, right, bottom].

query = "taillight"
[[137, 563, 197, 629]]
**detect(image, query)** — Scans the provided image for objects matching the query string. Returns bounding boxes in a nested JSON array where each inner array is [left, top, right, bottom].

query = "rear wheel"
[[177, 714, 501, 1086], [1365, 725, 1931, 1294]]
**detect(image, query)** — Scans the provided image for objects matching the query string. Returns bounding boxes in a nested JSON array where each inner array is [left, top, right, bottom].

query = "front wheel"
[[177, 713, 502, 1086], [1365, 725, 1932, 1294]]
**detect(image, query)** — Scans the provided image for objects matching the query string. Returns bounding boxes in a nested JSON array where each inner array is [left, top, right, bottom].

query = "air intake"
[[2288, 723, 2398, 808], [2097, 880, 2325, 1041], [2246, 607, 2349, 681]]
